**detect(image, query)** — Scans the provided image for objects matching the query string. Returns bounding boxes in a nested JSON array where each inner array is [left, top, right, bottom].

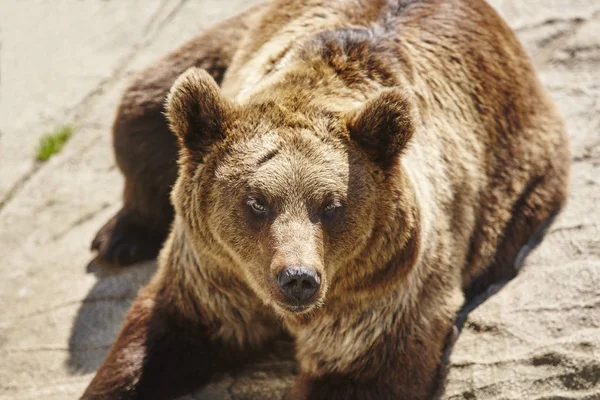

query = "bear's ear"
[[347, 89, 415, 169], [165, 67, 233, 164]]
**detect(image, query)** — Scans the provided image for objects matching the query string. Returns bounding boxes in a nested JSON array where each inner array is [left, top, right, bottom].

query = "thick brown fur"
[[85, 0, 570, 399]]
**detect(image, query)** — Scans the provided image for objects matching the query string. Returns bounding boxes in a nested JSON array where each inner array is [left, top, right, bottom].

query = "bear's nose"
[[276, 266, 320, 305]]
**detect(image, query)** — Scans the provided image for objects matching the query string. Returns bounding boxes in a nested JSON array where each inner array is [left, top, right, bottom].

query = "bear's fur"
[[84, 0, 570, 399]]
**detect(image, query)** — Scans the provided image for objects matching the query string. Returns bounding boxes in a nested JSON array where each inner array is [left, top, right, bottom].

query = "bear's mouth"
[[282, 303, 311, 312], [273, 299, 320, 315]]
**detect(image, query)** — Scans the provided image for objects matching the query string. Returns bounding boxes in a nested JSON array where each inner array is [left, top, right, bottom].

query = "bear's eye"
[[247, 198, 268, 216], [322, 203, 341, 220], [324, 204, 337, 213]]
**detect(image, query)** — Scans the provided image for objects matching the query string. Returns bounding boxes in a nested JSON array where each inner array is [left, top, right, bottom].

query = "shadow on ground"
[[67, 259, 157, 374]]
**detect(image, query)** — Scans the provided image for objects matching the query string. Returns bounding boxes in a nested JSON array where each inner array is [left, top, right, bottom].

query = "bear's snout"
[[276, 266, 320, 307]]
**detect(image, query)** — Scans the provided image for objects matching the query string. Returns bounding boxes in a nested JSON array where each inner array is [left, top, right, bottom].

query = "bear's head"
[[166, 68, 415, 316]]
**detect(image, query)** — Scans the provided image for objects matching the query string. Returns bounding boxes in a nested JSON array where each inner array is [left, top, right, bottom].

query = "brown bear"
[[84, 0, 570, 399]]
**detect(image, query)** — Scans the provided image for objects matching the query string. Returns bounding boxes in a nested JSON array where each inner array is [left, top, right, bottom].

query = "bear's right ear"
[[165, 67, 233, 164]]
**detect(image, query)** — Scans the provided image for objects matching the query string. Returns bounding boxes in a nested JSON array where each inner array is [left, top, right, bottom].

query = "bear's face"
[[204, 127, 377, 314], [166, 68, 414, 316]]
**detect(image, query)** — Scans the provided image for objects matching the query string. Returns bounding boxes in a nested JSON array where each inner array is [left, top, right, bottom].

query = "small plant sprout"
[[36, 125, 74, 162]]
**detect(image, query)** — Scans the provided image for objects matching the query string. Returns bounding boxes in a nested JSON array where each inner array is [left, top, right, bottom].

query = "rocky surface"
[[0, 1, 598, 399]]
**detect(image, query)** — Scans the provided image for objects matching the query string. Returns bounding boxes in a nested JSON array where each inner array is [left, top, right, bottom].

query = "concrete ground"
[[0, 1, 598, 399]]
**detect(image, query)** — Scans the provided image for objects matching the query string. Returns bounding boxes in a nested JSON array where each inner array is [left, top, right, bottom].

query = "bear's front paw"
[[91, 209, 165, 266]]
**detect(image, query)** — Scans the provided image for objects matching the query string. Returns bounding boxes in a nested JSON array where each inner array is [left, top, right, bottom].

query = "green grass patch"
[[36, 125, 74, 162]]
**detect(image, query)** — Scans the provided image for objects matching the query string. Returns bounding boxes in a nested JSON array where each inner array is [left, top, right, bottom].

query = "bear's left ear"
[[347, 89, 415, 169], [165, 67, 234, 165]]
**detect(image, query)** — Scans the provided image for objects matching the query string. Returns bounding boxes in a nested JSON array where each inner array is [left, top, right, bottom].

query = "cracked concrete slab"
[[0, 1, 599, 399]]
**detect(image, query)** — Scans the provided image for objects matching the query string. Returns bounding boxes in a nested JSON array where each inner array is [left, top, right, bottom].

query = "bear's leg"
[[91, 6, 262, 266], [290, 343, 451, 400], [81, 286, 257, 400], [290, 289, 461, 400], [465, 156, 570, 300], [291, 375, 412, 400]]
